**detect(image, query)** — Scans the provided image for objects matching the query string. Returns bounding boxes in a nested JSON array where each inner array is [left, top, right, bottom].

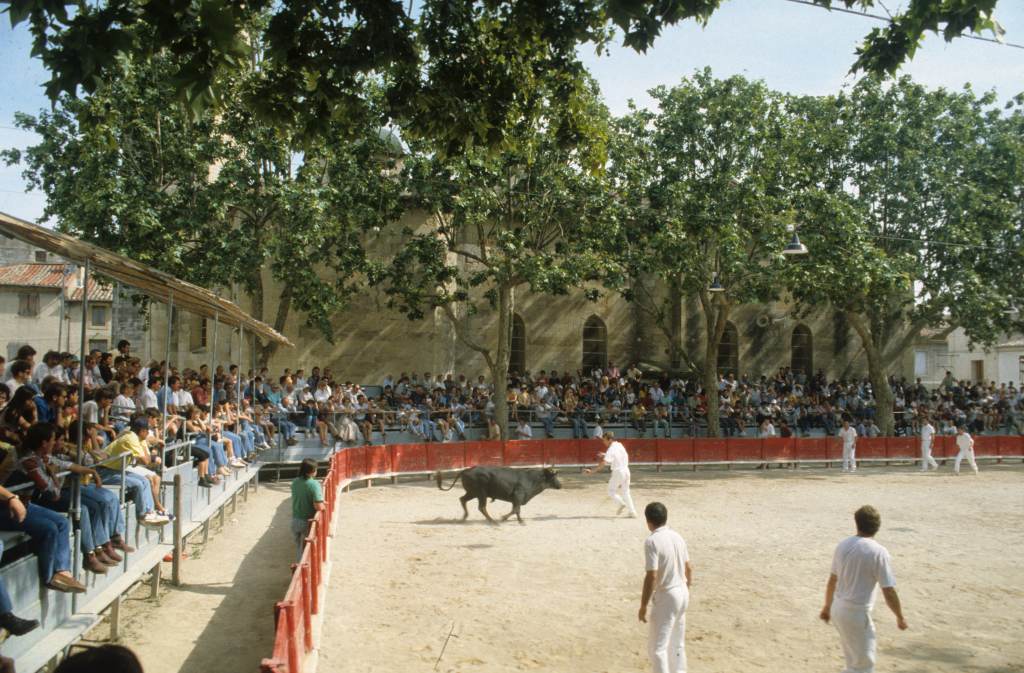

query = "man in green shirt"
[[291, 458, 325, 563]]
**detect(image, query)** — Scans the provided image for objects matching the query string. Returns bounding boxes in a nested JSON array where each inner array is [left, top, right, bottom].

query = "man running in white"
[[954, 425, 979, 475], [584, 432, 637, 517], [838, 418, 858, 472], [919, 417, 938, 471], [820, 505, 908, 673], [639, 502, 692, 673]]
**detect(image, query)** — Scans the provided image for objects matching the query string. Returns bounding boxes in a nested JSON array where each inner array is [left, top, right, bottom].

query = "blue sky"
[[1, 0, 1022, 223]]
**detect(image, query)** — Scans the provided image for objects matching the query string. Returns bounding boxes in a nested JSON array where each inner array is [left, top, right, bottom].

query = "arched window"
[[791, 324, 813, 377], [582, 315, 607, 372], [509, 314, 526, 375], [716, 321, 739, 376]]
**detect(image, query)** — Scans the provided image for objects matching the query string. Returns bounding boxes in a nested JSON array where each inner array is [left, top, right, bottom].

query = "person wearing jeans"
[[0, 538, 39, 636], [0, 485, 85, 593]]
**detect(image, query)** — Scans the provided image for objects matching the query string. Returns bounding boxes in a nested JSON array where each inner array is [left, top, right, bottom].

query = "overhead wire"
[[781, 0, 1024, 51]]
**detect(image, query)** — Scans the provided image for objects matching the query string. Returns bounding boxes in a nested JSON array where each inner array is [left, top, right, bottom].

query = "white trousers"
[[920, 440, 938, 471], [607, 468, 636, 515], [954, 447, 978, 474], [649, 586, 689, 673], [832, 600, 876, 673], [842, 446, 856, 472]]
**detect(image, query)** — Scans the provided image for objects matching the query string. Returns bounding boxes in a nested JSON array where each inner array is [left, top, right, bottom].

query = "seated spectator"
[[19, 424, 129, 574], [95, 418, 170, 526], [4, 359, 34, 398], [0, 470, 86, 593], [514, 416, 533, 440]]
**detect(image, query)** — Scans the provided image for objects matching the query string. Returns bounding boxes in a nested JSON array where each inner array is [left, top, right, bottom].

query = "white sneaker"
[[230, 459, 246, 468], [141, 512, 169, 527]]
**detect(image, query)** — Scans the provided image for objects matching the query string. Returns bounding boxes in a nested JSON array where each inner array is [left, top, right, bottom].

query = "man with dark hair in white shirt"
[[639, 501, 692, 673], [838, 418, 858, 472], [919, 416, 938, 471], [820, 505, 907, 673]]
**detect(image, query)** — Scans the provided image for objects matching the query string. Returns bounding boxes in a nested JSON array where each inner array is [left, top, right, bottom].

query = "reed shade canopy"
[[0, 210, 293, 347]]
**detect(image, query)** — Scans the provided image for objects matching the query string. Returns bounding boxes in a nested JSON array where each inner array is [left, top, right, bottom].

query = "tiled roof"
[[0, 263, 112, 301]]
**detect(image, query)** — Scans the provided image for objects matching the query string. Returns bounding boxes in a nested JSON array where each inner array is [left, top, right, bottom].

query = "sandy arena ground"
[[320, 464, 1024, 673]]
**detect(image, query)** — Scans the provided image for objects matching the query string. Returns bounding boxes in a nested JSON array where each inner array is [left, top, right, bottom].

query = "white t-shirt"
[[831, 535, 896, 608], [955, 432, 973, 453], [838, 426, 858, 449], [81, 400, 100, 424], [516, 423, 533, 439], [176, 390, 194, 408], [141, 388, 159, 411], [920, 423, 934, 446], [113, 395, 135, 421], [603, 441, 629, 471], [644, 526, 689, 594]]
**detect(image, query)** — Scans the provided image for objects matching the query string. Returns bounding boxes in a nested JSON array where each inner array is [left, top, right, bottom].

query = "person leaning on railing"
[[94, 418, 169, 527], [19, 424, 131, 574]]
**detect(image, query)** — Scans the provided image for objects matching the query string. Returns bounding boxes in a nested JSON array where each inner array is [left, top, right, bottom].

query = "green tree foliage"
[[787, 77, 1024, 434], [611, 70, 800, 437], [376, 80, 621, 438], [3, 50, 403, 364], [2, 0, 1007, 152]]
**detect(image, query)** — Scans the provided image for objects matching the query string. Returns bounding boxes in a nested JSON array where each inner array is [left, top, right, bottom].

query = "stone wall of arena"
[[136, 208, 909, 382]]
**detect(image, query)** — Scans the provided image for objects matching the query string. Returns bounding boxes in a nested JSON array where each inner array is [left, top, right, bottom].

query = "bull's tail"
[[436, 470, 465, 491]]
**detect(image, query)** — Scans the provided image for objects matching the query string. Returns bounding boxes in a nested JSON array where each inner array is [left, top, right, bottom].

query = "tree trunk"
[[490, 283, 514, 440], [700, 299, 729, 439], [255, 285, 292, 368], [847, 312, 895, 436], [703, 339, 720, 438], [668, 290, 683, 371]]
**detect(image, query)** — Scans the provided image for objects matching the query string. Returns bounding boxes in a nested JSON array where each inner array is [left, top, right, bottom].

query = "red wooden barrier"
[[695, 438, 728, 462], [392, 443, 429, 473], [544, 439, 582, 465], [426, 443, 465, 471], [885, 437, 916, 460], [762, 437, 796, 462], [366, 445, 392, 474], [973, 435, 1000, 457], [795, 437, 828, 460], [579, 439, 604, 465], [856, 437, 887, 460], [999, 435, 1024, 457], [726, 438, 763, 462], [504, 440, 545, 466], [464, 441, 503, 466], [657, 438, 693, 463], [625, 438, 658, 463]]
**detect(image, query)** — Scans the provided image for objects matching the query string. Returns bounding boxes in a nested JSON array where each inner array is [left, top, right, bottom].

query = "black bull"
[[436, 466, 562, 524]]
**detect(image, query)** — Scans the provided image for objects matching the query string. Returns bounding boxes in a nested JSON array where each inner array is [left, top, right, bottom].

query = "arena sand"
[[320, 465, 1024, 673]]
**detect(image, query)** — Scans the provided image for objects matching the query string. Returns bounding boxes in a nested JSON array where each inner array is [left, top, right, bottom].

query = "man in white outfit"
[[919, 417, 938, 471], [954, 425, 979, 475], [820, 505, 908, 673], [838, 419, 858, 472], [639, 502, 692, 673], [584, 432, 637, 517]]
